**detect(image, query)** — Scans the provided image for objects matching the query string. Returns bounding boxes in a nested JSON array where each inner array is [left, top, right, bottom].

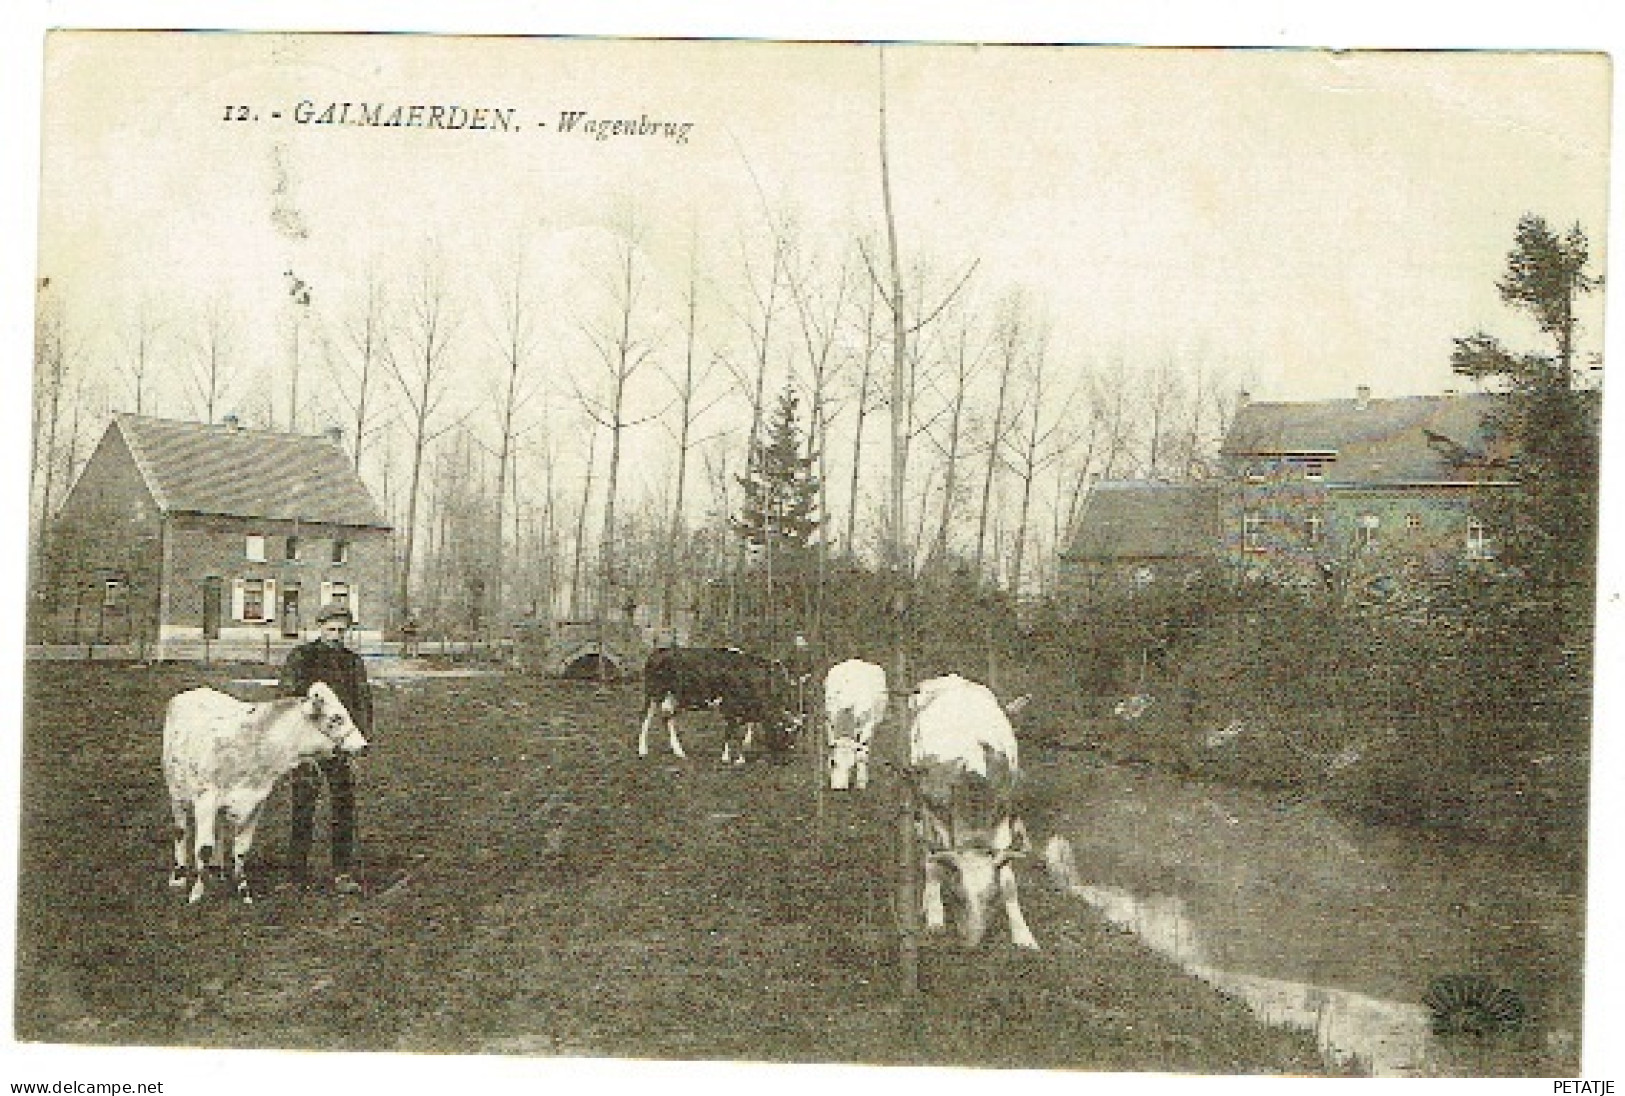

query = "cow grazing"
[[909, 673, 1039, 949], [639, 646, 799, 764], [163, 682, 368, 904], [824, 659, 888, 790]]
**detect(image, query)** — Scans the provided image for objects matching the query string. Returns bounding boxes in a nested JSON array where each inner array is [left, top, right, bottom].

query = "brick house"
[[1057, 479, 1224, 602], [1219, 387, 1513, 593], [34, 413, 393, 653]]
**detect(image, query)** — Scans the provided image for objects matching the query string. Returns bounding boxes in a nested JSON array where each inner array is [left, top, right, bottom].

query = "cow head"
[[829, 737, 867, 790], [303, 682, 369, 756], [926, 815, 1030, 947]]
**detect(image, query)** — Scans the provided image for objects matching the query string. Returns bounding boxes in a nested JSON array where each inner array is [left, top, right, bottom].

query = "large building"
[[1219, 387, 1513, 591], [1056, 388, 1513, 607], [34, 413, 394, 655]]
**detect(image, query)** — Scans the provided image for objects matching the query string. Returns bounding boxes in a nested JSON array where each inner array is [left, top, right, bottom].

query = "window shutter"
[[320, 580, 333, 608], [232, 579, 246, 622], [349, 585, 360, 626], [262, 579, 278, 623]]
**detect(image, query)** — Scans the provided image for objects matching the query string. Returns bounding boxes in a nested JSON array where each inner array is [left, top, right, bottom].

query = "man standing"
[[279, 601, 373, 895]]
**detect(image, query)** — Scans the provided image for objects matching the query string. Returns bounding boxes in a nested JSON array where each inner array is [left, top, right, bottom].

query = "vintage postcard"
[[8, 20, 1619, 1091]]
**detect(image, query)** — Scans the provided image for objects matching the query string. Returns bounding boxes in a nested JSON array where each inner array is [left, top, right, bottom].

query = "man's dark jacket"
[[279, 640, 375, 735]]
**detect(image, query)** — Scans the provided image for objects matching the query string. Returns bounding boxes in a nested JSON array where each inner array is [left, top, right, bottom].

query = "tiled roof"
[[112, 413, 390, 528], [1063, 480, 1222, 562], [1221, 392, 1507, 484]]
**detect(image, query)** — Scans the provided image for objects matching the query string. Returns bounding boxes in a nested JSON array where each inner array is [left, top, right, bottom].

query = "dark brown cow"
[[639, 646, 799, 763]]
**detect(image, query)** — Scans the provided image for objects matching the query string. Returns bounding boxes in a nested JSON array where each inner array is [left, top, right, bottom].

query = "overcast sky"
[[3, 5, 1623, 1093], [33, 33, 1610, 413]]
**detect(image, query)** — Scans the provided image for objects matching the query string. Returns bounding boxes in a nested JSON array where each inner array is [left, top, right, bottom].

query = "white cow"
[[824, 659, 888, 790], [162, 682, 368, 904], [909, 674, 1038, 949]]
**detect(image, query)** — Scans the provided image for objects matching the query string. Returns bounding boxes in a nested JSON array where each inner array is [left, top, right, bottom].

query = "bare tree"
[[1141, 355, 1190, 479], [117, 304, 166, 416], [924, 296, 988, 571], [330, 270, 393, 469], [488, 254, 545, 630], [568, 423, 598, 618], [31, 288, 74, 544], [658, 237, 727, 630], [1003, 323, 1071, 601], [382, 252, 463, 627], [184, 296, 238, 424], [720, 224, 790, 486], [974, 292, 1024, 579], [843, 272, 886, 559], [572, 210, 666, 648], [716, 215, 793, 644], [784, 230, 854, 631]]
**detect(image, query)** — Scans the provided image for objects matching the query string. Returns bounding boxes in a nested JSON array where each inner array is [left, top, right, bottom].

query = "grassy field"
[[15, 661, 1336, 1074]]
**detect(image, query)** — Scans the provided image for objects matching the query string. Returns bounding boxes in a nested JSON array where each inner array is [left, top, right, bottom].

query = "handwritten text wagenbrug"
[[219, 103, 695, 145]]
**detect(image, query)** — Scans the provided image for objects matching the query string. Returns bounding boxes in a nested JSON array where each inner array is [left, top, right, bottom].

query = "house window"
[[1301, 458, 1328, 482], [103, 577, 128, 610], [1357, 514, 1380, 549], [1304, 515, 1324, 546], [1132, 565, 1156, 588], [331, 539, 351, 565], [320, 580, 359, 625], [1466, 519, 1490, 560], [232, 577, 277, 623], [1243, 514, 1266, 553], [285, 536, 300, 561], [1406, 512, 1423, 531], [245, 534, 266, 562]]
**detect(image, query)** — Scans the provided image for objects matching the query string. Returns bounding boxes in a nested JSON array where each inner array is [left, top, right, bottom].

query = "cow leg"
[[639, 701, 658, 757], [168, 798, 193, 891], [230, 799, 267, 905], [666, 711, 688, 760], [922, 855, 948, 932], [722, 722, 747, 765], [999, 862, 1039, 950]]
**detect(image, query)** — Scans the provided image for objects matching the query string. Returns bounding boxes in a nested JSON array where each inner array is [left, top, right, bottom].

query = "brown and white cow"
[[824, 658, 888, 790], [163, 682, 368, 904], [909, 673, 1038, 949], [640, 646, 800, 764]]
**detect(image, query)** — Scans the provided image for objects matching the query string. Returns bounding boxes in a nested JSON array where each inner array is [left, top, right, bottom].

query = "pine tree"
[[1450, 214, 1601, 593], [733, 387, 821, 568]]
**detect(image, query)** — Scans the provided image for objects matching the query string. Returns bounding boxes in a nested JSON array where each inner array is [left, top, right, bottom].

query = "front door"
[[201, 577, 222, 640], [281, 586, 301, 638]]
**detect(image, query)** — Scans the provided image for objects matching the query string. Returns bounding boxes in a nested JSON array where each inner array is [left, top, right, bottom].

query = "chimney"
[[1355, 385, 1371, 411], [1237, 389, 1252, 407], [323, 425, 346, 447], [1442, 388, 1459, 397], [222, 413, 241, 431]]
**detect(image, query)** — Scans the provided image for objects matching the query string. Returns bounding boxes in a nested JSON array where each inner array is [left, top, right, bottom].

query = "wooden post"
[[894, 677, 918, 997], [891, 591, 918, 997], [810, 679, 826, 834]]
